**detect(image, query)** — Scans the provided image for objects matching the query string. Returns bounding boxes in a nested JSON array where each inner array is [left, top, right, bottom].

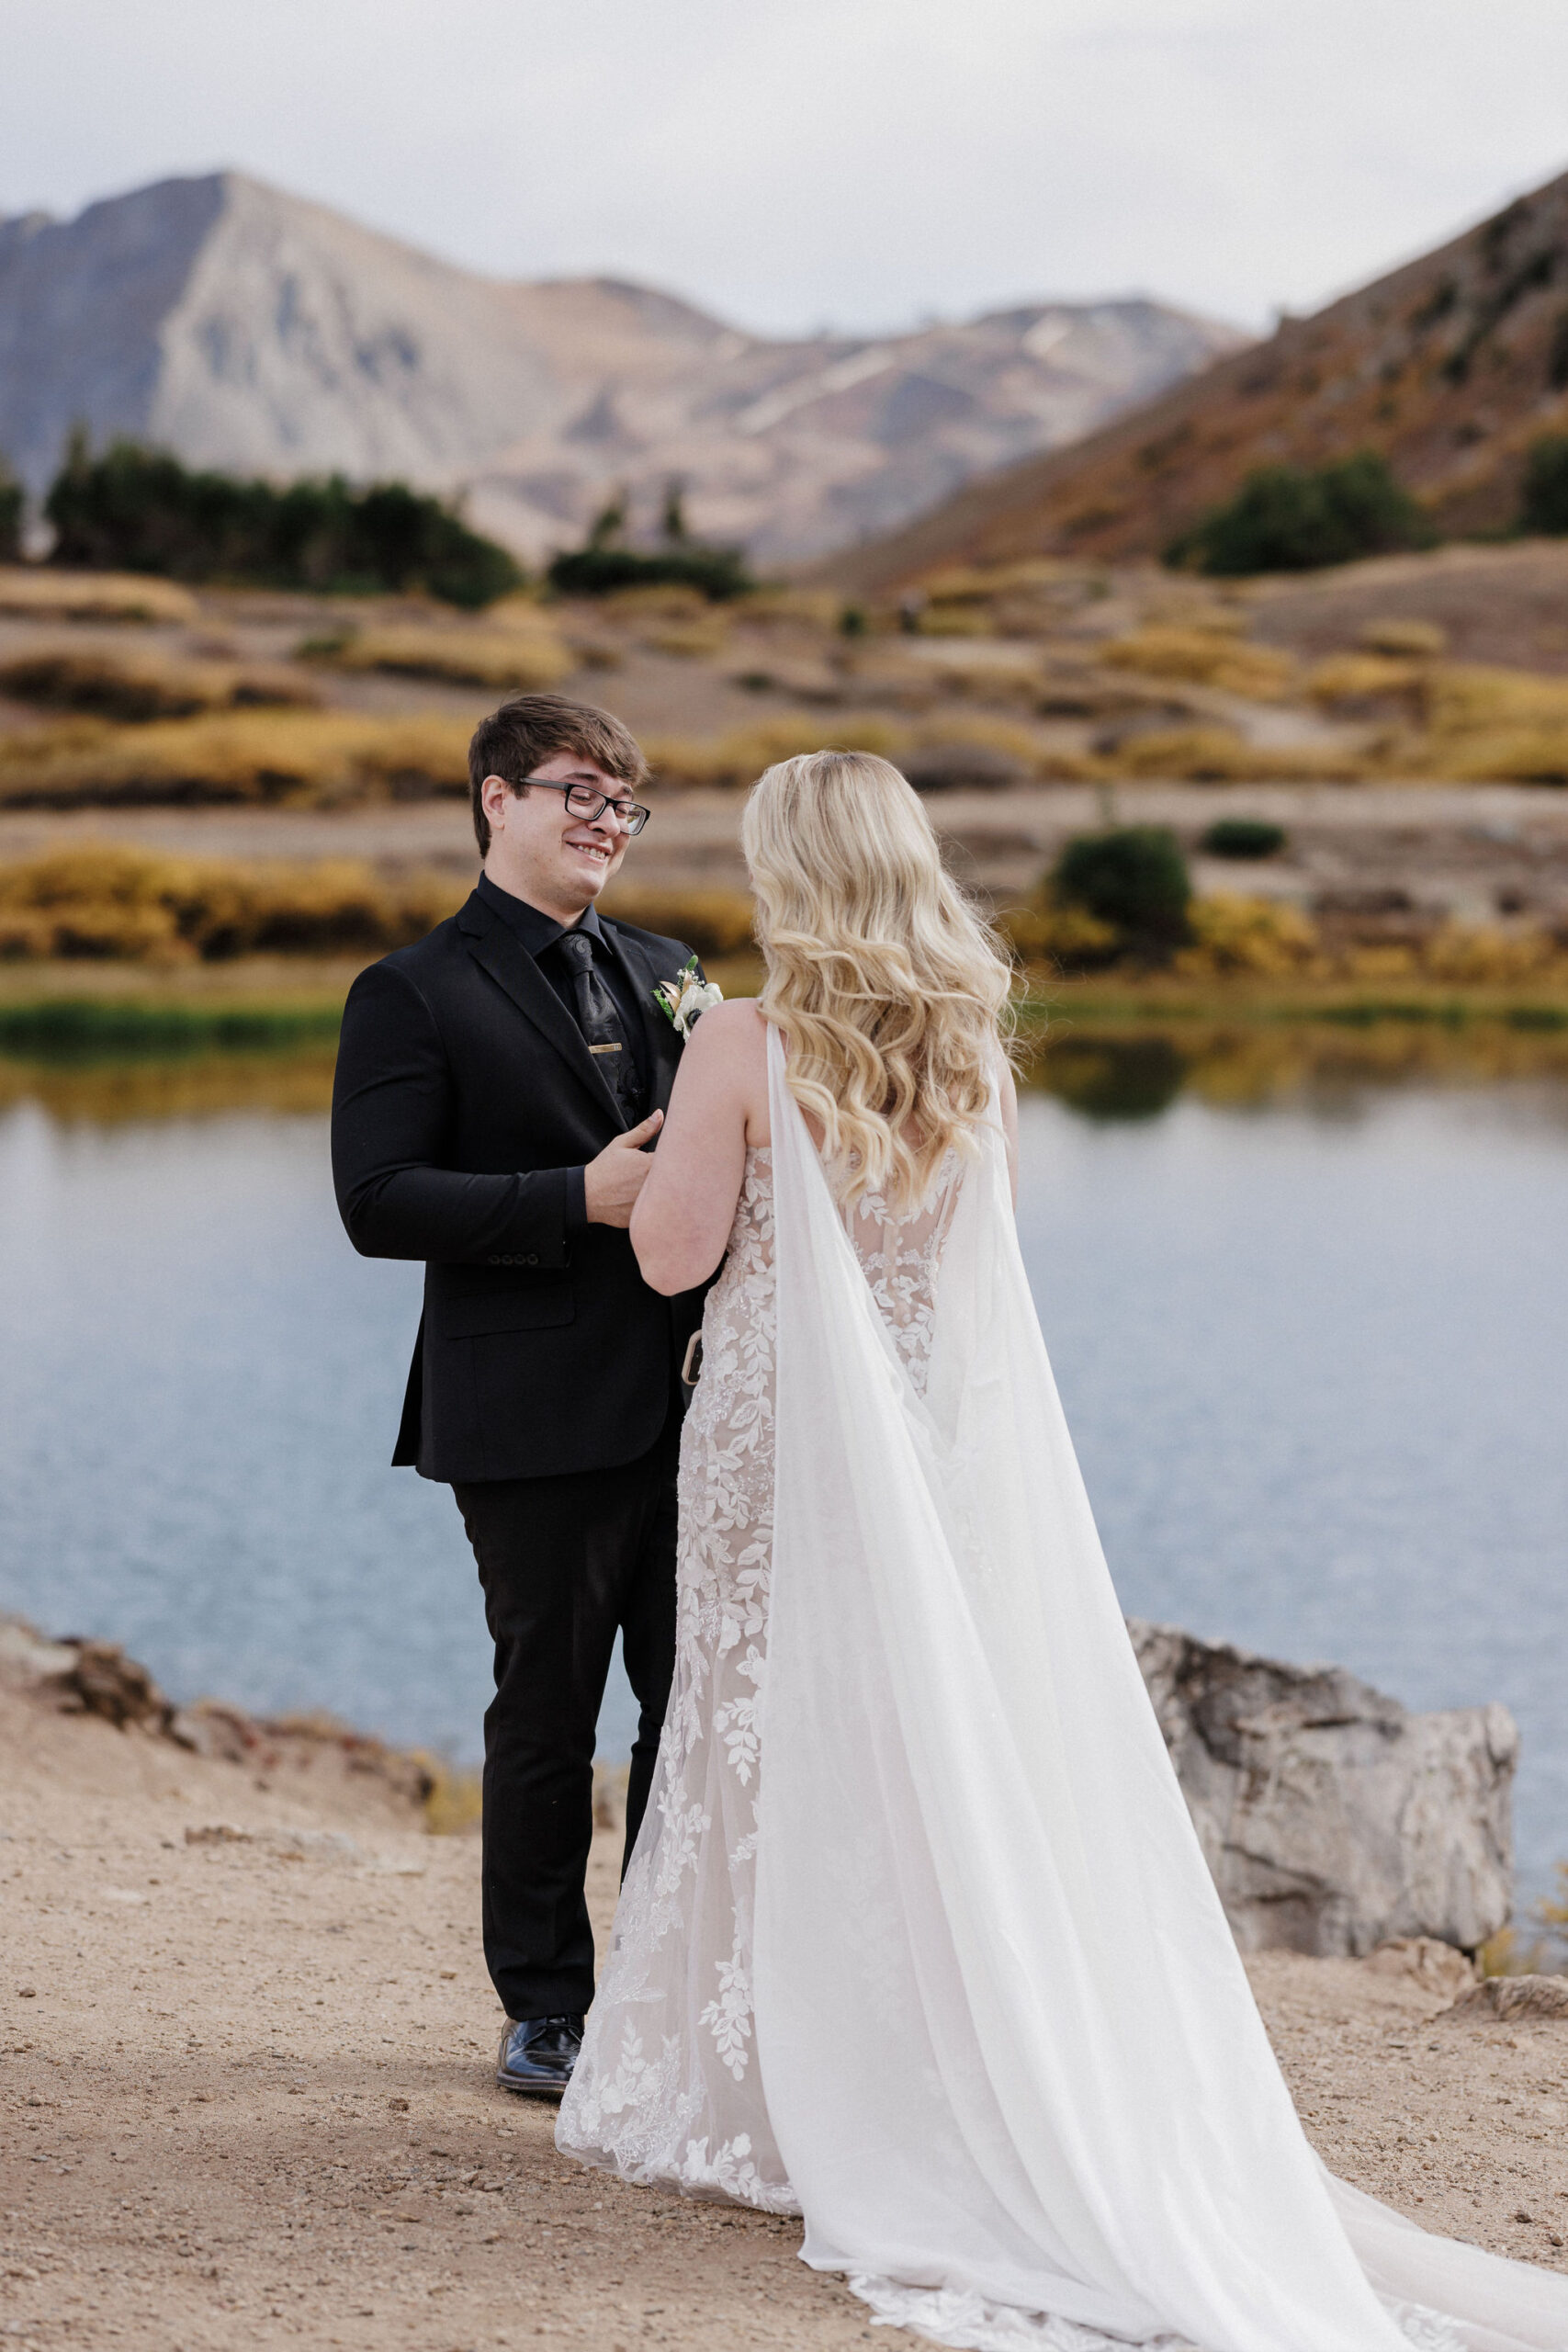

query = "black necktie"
[[555, 930, 642, 1118]]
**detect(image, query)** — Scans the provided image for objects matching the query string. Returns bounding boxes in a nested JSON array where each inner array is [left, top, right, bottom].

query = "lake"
[[1, 1033, 1564, 1912]]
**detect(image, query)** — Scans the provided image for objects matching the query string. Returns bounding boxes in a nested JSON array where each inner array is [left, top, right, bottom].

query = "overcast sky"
[[4, 0, 1567, 338]]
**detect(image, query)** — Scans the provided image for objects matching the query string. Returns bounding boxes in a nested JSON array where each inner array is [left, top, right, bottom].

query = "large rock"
[[1128, 1619, 1516, 1958]]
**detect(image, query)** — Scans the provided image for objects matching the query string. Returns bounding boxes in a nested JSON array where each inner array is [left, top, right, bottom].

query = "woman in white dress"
[[558, 751, 1568, 2352]]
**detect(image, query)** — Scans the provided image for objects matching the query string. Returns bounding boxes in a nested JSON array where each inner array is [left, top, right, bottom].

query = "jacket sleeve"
[[331, 960, 575, 1268]]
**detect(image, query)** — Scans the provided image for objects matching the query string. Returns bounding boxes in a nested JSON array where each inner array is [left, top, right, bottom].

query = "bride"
[[558, 751, 1568, 2352]]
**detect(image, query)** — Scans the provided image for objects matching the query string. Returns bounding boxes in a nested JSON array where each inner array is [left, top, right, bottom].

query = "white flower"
[[654, 959, 724, 1039]]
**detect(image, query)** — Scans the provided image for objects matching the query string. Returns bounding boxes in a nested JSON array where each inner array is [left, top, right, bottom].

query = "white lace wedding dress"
[[559, 1028, 1568, 2352]]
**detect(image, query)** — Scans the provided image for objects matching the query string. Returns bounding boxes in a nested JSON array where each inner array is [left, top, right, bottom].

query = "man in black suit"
[[331, 694, 707, 2098]]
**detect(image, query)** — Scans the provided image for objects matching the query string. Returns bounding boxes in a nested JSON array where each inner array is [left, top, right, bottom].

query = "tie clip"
[[589, 1043, 622, 1055]]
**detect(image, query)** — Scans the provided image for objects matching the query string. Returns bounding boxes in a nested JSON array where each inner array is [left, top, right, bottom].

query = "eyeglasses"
[[522, 776, 651, 835]]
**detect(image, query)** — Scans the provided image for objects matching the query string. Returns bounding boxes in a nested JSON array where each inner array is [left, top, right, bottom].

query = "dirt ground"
[[3, 1667, 1567, 2352]]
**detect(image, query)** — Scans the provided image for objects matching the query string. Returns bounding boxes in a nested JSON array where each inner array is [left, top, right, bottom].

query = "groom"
[[331, 693, 707, 2098]]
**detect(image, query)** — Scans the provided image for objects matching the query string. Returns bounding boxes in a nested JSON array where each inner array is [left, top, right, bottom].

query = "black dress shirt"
[[475, 871, 651, 1225]]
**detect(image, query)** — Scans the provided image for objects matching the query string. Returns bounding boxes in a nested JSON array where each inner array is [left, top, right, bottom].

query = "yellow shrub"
[[1358, 616, 1447, 658], [0, 567, 197, 623], [640, 616, 732, 659], [1174, 894, 1320, 977], [0, 842, 466, 960], [910, 714, 1090, 778], [998, 902, 1121, 967], [1421, 725, 1568, 784], [1307, 653, 1425, 711], [1111, 728, 1359, 782], [919, 561, 1071, 604], [915, 605, 994, 638], [1422, 663, 1568, 734], [1421, 925, 1560, 983], [643, 715, 906, 789], [0, 644, 318, 721], [0, 709, 471, 808], [730, 588, 844, 631], [304, 624, 573, 691], [1100, 627, 1296, 701], [599, 584, 712, 622], [1342, 944, 1420, 981], [904, 644, 1045, 701]]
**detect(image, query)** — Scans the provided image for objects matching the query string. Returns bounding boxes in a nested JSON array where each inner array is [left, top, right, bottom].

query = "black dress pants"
[[453, 1418, 679, 2021]]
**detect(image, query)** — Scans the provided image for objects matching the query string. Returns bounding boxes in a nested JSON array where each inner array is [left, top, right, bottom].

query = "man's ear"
[[481, 774, 517, 831]]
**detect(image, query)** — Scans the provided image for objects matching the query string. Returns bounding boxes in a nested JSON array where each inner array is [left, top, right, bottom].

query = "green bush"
[[43, 436, 523, 608], [1051, 827, 1192, 952], [1519, 435, 1568, 536], [547, 541, 752, 601], [547, 489, 751, 602], [0, 454, 21, 564], [1165, 453, 1436, 576], [1200, 817, 1288, 859]]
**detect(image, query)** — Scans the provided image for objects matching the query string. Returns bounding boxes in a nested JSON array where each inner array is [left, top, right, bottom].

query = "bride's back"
[[740, 749, 1014, 1220]]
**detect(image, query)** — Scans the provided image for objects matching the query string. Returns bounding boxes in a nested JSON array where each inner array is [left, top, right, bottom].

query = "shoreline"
[[3, 1619, 1567, 2350]]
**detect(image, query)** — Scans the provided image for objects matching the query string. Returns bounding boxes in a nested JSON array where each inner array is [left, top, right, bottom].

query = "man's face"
[[480, 749, 639, 922]]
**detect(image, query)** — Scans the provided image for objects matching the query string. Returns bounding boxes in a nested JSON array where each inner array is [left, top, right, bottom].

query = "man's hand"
[[582, 1110, 664, 1227]]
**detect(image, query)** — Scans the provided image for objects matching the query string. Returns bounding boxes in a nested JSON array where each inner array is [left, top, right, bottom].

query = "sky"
[[3, 0, 1567, 339]]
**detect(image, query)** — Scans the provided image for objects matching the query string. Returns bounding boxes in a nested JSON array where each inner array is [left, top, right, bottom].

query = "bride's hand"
[[583, 1110, 664, 1226]]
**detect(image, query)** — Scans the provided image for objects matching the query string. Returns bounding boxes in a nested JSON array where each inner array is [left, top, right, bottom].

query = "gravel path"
[[3, 1675, 1565, 2352]]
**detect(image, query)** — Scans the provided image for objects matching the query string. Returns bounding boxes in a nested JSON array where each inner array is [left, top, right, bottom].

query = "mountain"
[[0, 172, 1243, 566], [821, 166, 1568, 594]]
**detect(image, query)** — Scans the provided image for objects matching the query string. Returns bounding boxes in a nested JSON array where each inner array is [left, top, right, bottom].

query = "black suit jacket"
[[331, 887, 705, 1483]]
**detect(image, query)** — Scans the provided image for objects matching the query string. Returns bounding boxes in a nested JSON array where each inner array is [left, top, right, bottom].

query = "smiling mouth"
[[566, 836, 615, 865]]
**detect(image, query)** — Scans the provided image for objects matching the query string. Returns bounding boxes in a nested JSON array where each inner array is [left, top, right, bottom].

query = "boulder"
[[1127, 1619, 1516, 1959], [1366, 1937, 1477, 2000], [1443, 1975, 1568, 2024]]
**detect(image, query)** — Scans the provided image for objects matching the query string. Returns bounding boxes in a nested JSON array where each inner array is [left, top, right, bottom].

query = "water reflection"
[[0, 1028, 1563, 1915]]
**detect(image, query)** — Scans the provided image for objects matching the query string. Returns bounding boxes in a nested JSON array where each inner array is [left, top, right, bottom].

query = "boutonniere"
[[653, 954, 723, 1039]]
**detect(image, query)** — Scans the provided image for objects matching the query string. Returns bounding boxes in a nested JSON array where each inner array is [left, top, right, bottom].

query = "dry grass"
[[910, 713, 1092, 777], [0, 708, 470, 808], [642, 714, 907, 788], [1112, 727, 1363, 783], [0, 566, 197, 623], [0, 843, 466, 961], [1004, 888, 1568, 986], [1307, 653, 1427, 713], [1357, 616, 1448, 658], [1100, 626, 1298, 700], [1173, 894, 1322, 976], [0, 842, 466, 962], [301, 620, 573, 691], [0, 643, 319, 721]]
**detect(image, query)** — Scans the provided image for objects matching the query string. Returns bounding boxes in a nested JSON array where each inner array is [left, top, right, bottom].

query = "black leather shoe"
[[496, 2013, 583, 2098]]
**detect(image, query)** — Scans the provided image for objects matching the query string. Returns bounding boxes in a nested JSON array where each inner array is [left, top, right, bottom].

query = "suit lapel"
[[604, 923, 682, 1114], [458, 896, 627, 1130]]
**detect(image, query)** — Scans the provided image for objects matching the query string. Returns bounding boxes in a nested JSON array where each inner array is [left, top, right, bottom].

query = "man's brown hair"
[[468, 694, 649, 856]]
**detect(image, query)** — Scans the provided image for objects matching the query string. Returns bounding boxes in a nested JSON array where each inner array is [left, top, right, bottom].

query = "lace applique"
[[562, 1144, 963, 2217]]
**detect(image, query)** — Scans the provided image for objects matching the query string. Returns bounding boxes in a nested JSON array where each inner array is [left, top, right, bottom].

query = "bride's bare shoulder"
[[678, 998, 771, 1141]]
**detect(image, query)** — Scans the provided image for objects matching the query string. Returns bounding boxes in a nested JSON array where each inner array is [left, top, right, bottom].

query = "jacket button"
[[525, 1254, 538, 1265], [486, 1255, 501, 1265]]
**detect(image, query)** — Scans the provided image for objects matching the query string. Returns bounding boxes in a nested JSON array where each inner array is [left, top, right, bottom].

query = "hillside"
[[823, 165, 1568, 595], [0, 172, 1241, 567]]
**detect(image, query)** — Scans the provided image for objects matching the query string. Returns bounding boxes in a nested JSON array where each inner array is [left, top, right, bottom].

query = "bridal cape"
[[569, 1026, 1568, 2352]]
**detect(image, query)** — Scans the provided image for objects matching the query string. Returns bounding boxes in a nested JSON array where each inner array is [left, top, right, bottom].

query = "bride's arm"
[[1000, 1060, 1019, 1207], [631, 1000, 765, 1295]]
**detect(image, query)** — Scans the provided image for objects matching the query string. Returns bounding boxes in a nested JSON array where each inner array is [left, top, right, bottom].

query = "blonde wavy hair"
[[741, 750, 1015, 1211]]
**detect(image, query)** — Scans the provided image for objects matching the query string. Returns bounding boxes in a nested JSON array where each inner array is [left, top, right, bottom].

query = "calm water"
[[1, 1060, 1564, 1906]]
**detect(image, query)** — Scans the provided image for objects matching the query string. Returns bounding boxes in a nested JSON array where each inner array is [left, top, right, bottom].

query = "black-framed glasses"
[[522, 776, 651, 834]]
